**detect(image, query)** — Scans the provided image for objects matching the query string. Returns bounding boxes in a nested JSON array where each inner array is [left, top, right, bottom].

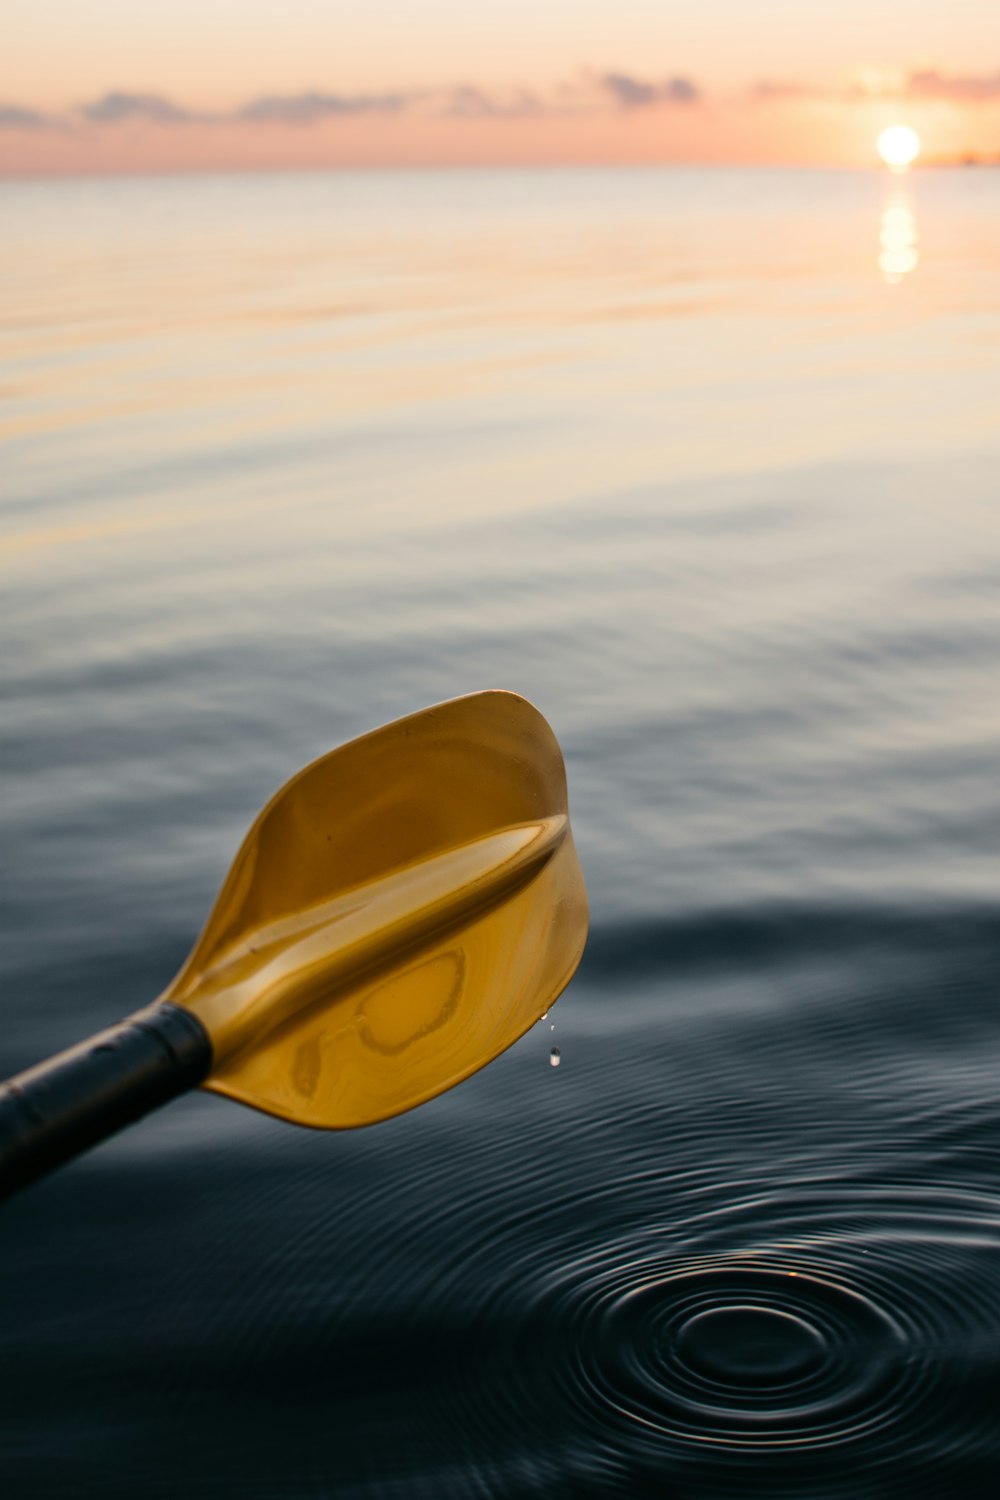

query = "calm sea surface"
[[3, 167, 1000, 1496]]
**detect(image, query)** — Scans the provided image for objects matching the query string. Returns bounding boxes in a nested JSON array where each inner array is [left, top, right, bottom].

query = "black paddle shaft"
[[0, 1003, 211, 1200]]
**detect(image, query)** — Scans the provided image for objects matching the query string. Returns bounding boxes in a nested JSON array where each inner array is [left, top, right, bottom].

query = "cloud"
[[748, 81, 811, 103], [442, 85, 545, 119], [0, 103, 60, 130], [600, 72, 701, 110], [906, 69, 1000, 102], [751, 70, 898, 105], [238, 91, 411, 124], [80, 91, 204, 125], [751, 65, 1000, 107], [6, 71, 710, 140]]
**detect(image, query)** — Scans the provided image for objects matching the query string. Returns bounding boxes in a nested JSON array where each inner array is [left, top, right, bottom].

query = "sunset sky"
[[3, 0, 1000, 175]]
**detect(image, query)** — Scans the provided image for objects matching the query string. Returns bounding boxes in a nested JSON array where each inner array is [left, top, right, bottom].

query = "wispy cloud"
[[0, 102, 60, 130], [237, 91, 412, 124], [0, 74, 706, 134], [80, 91, 207, 125], [750, 65, 1000, 106], [600, 72, 701, 110], [441, 85, 547, 119], [748, 81, 811, 103], [907, 69, 1000, 102], [750, 70, 902, 104]]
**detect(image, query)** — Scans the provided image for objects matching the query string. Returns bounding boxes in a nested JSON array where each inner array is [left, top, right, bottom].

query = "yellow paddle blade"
[[161, 692, 588, 1128]]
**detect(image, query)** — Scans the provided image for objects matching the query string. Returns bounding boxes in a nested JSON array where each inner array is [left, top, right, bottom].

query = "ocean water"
[[3, 166, 1000, 1497]]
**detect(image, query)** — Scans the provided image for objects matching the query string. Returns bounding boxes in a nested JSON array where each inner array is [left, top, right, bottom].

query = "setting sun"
[[877, 125, 921, 171]]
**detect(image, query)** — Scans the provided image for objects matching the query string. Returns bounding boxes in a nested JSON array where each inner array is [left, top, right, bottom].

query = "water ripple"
[[414, 1174, 1000, 1495]]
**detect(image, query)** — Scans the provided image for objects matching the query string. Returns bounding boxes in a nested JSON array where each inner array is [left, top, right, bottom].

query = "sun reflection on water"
[[879, 187, 919, 285]]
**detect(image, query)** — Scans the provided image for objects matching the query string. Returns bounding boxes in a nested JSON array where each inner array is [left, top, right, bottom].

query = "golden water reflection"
[[879, 187, 919, 284]]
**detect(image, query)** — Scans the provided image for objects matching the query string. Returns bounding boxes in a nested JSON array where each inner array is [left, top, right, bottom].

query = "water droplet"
[[550, 1047, 561, 1068], [549, 1023, 556, 1032], [540, 1012, 548, 1021]]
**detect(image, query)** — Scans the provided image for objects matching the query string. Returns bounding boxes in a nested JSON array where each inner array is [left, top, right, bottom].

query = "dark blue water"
[[3, 167, 1000, 1496]]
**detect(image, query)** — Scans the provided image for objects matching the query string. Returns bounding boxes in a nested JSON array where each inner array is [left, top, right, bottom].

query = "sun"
[[878, 125, 921, 172]]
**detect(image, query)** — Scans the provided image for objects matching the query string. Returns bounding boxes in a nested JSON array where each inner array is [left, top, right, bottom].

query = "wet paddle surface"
[[4, 168, 1000, 1497]]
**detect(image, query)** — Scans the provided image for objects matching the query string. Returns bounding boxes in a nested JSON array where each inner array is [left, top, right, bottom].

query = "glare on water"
[[3, 166, 1000, 1499]]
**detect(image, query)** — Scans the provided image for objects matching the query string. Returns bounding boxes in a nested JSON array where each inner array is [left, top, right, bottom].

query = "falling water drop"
[[550, 1047, 561, 1068]]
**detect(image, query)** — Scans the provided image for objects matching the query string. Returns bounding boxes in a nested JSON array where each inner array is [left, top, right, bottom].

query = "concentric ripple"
[[675, 1305, 822, 1383], [418, 1152, 1000, 1496], [572, 1257, 908, 1448]]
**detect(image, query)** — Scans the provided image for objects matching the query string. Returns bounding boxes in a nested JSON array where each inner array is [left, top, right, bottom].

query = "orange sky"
[[3, 0, 999, 174]]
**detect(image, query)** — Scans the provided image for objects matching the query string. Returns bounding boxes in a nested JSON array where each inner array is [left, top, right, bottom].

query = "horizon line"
[[1, 158, 991, 186]]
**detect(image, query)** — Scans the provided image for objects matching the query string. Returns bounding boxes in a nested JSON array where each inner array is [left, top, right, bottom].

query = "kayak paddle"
[[0, 691, 588, 1200]]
